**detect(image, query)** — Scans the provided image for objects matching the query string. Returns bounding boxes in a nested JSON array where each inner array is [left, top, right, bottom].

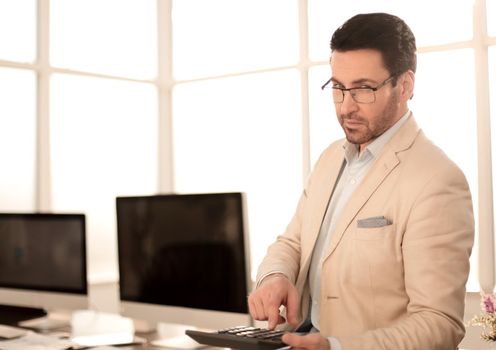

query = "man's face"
[[330, 49, 405, 151]]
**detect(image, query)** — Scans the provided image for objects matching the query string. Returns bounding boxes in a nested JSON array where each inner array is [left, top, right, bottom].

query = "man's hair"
[[330, 13, 417, 80]]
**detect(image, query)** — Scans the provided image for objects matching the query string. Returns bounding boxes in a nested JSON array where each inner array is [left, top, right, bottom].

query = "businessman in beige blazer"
[[248, 13, 474, 350]]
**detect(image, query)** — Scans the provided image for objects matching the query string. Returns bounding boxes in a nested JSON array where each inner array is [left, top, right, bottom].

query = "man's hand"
[[282, 333, 331, 350], [247, 274, 300, 329]]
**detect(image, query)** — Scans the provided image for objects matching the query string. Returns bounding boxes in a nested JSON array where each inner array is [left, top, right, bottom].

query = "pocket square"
[[357, 216, 392, 228]]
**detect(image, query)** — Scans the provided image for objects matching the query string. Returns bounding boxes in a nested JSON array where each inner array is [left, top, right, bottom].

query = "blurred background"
[[0, 0, 495, 299]]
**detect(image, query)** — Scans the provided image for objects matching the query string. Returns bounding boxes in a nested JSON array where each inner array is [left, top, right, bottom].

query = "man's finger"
[[248, 294, 267, 321], [247, 296, 258, 320], [285, 286, 301, 326], [267, 301, 282, 329]]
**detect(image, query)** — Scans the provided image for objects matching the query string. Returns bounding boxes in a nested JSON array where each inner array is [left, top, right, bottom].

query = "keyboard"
[[185, 326, 287, 350]]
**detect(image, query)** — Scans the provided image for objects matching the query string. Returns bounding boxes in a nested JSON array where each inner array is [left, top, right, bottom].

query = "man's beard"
[[340, 92, 400, 146]]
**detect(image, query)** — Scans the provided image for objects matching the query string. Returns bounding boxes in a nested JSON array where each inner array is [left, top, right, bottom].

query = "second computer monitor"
[[116, 192, 251, 329]]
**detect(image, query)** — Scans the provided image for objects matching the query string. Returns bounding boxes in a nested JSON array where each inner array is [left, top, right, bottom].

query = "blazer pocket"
[[353, 224, 395, 241]]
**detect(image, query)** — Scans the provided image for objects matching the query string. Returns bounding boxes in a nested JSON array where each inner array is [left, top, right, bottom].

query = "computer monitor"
[[116, 192, 252, 335], [0, 213, 88, 324]]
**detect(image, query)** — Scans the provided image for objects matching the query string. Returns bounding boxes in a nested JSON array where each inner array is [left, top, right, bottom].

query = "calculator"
[[185, 325, 288, 350]]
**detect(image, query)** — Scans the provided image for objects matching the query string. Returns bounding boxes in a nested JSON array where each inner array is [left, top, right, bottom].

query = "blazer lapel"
[[323, 115, 420, 260], [307, 157, 345, 247], [298, 145, 345, 284]]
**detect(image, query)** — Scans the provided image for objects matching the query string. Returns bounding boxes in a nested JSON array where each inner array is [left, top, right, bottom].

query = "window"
[[50, 0, 157, 79], [488, 0, 495, 36], [172, 0, 299, 80], [173, 70, 303, 278], [0, 67, 36, 211], [0, 0, 36, 62], [308, 0, 473, 62], [412, 50, 478, 289], [308, 65, 342, 166], [0, 1, 494, 292], [50, 74, 158, 281], [171, 0, 301, 278], [491, 48, 496, 128], [489, 46, 496, 287]]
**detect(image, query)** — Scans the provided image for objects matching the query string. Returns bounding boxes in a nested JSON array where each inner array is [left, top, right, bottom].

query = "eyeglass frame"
[[321, 75, 396, 104]]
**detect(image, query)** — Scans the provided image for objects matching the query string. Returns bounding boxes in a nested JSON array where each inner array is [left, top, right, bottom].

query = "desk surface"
[[0, 297, 218, 349], [0, 318, 215, 350], [0, 326, 216, 350]]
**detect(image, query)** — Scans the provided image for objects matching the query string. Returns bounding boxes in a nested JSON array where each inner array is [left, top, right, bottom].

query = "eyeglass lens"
[[332, 88, 376, 104]]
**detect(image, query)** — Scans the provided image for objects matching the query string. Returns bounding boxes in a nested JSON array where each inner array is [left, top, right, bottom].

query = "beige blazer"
[[256, 115, 474, 350]]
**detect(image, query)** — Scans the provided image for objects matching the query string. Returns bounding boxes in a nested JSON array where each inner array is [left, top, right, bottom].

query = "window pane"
[[50, 0, 157, 80], [308, 65, 343, 167], [489, 46, 496, 282], [491, 47, 496, 133], [50, 74, 158, 282], [172, 0, 299, 80], [308, 0, 473, 62], [0, 67, 36, 211], [488, 0, 496, 36], [173, 70, 303, 280], [411, 49, 478, 291], [0, 0, 36, 62]]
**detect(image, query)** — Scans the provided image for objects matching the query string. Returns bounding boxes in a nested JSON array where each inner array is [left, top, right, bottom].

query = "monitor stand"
[[18, 311, 71, 331], [150, 323, 208, 349], [0, 304, 47, 326]]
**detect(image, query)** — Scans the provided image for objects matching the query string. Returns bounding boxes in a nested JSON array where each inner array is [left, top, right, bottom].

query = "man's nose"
[[339, 91, 359, 115]]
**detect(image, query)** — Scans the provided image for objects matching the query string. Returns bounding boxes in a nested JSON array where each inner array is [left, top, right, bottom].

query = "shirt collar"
[[343, 110, 411, 162]]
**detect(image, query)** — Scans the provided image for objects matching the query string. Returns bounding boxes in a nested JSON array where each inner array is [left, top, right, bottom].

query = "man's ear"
[[400, 70, 415, 101]]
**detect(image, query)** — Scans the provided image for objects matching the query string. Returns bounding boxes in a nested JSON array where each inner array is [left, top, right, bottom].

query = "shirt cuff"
[[256, 271, 288, 288], [328, 336, 342, 350]]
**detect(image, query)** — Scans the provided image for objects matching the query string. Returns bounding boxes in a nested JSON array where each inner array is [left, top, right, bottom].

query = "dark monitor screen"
[[0, 213, 87, 294], [116, 192, 249, 314]]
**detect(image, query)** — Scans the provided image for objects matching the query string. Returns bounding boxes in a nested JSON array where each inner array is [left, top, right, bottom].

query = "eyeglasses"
[[321, 76, 395, 104]]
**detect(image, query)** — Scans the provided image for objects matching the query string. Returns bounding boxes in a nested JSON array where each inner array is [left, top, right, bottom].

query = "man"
[[248, 12, 474, 350]]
